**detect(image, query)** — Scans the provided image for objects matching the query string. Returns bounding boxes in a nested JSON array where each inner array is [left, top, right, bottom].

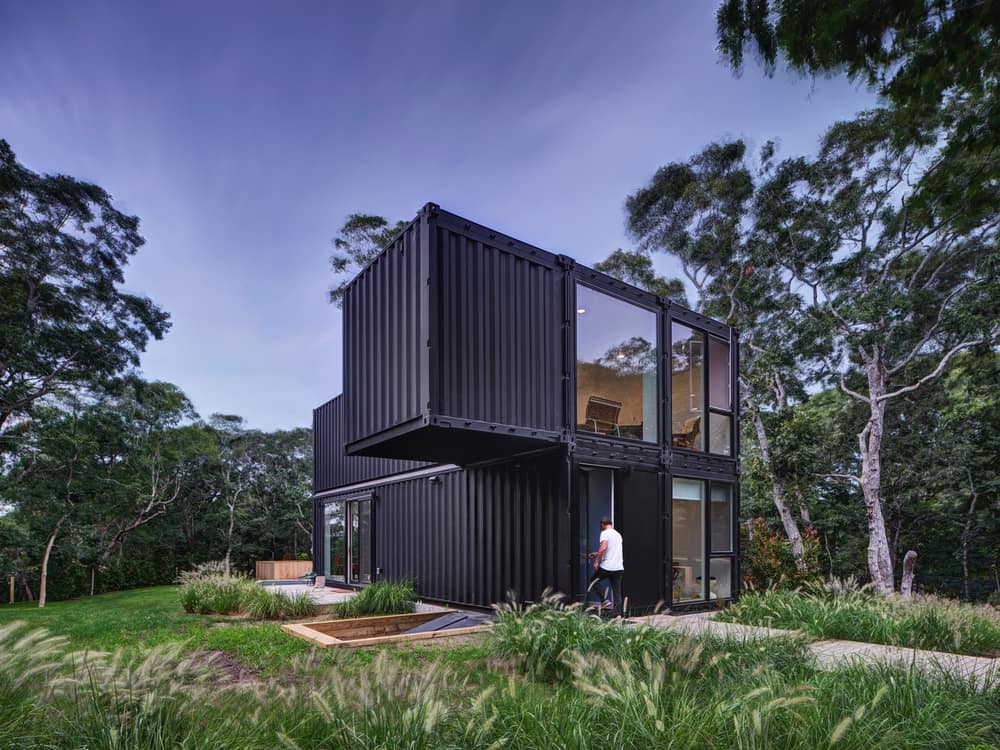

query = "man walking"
[[588, 516, 624, 616]]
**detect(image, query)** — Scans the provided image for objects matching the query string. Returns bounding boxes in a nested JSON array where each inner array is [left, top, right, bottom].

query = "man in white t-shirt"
[[588, 516, 624, 616]]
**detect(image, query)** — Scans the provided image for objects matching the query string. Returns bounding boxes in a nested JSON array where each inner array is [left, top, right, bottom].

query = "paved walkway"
[[631, 612, 999, 684]]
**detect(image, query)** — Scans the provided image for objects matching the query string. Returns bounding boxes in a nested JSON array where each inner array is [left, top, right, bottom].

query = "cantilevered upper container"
[[343, 203, 566, 464]]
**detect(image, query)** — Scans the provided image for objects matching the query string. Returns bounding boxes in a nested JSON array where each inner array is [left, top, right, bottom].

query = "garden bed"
[[283, 611, 490, 648]]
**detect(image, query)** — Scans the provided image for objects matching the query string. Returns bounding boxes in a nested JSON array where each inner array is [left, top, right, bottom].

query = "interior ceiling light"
[[576, 308, 586, 314]]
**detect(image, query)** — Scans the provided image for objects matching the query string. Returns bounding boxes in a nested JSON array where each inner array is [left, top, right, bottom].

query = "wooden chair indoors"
[[583, 396, 622, 436], [672, 415, 701, 449]]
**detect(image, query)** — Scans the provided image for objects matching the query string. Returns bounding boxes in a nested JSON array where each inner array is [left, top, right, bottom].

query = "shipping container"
[[314, 204, 741, 612]]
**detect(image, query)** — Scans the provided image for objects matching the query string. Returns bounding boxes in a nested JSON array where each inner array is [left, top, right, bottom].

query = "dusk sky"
[[1, 2, 873, 431]]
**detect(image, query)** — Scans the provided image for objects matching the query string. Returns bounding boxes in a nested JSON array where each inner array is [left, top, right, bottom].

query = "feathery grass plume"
[[0, 621, 72, 740], [489, 589, 680, 682], [274, 649, 457, 748]]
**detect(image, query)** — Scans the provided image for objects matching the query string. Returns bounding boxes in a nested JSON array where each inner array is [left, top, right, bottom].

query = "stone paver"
[[810, 638, 998, 684], [631, 613, 798, 641], [631, 612, 999, 684]]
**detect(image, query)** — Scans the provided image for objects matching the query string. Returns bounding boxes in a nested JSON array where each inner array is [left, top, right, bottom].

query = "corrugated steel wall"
[[362, 453, 569, 607], [342, 217, 426, 445], [313, 396, 427, 493], [434, 224, 563, 431]]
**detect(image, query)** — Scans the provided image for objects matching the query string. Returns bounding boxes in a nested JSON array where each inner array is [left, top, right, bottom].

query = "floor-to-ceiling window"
[[324, 497, 373, 585], [671, 477, 736, 603], [671, 324, 734, 457], [576, 284, 658, 442], [671, 323, 704, 450], [671, 478, 704, 602], [708, 336, 733, 456]]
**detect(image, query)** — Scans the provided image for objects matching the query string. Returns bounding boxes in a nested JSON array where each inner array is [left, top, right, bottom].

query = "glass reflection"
[[671, 323, 704, 450], [672, 478, 704, 602], [576, 285, 658, 442], [324, 502, 345, 582]]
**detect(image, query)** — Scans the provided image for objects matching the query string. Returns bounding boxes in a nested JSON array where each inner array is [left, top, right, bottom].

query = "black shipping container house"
[[312, 204, 740, 612]]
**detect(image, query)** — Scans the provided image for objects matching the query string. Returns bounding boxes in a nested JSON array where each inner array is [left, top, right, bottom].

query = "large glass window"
[[671, 323, 704, 450], [708, 336, 733, 456], [671, 478, 737, 604], [576, 284, 658, 442], [324, 498, 372, 584], [324, 502, 346, 582], [671, 478, 704, 602], [710, 484, 733, 553]]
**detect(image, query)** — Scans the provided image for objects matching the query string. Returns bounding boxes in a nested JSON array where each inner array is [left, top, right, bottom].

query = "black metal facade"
[[314, 204, 741, 612], [313, 396, 427, 493], [313, 451, 571, 608]]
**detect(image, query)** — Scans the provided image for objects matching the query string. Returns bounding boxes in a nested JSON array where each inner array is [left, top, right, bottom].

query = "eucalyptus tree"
[[715, 0, 999, 211], [593, 249, 688, 304], [328, 213, 407, 307], [210, 414, 263, 575], [754, 108, 998, 593], [0, 140, 169, 441], [625, 140, 817, 567], [87, 379, 206, 563], [6, 399, 98, 607]]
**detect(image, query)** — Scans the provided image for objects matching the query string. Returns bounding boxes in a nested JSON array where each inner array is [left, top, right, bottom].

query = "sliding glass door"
[[324, 496, 373, 585]]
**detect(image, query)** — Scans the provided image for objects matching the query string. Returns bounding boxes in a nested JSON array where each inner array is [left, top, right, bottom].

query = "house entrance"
[[577, 467, 615, 606]]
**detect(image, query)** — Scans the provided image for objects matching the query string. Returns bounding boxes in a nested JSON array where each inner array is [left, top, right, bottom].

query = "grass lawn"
[[0, 585, 489, 678], [2, 587, 998, 749]]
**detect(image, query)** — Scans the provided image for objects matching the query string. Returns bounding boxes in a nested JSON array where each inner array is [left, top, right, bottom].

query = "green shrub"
[[489, 591, 680, 682], [241, 586, 317, 620], [333, 580, 415, 619], [741, 517, 822, 591], [177, 567, 316, 620], [718, 580, 1000, 656]]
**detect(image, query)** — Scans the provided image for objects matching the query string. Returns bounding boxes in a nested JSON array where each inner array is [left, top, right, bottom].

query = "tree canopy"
[[0, 140, 170, 439]]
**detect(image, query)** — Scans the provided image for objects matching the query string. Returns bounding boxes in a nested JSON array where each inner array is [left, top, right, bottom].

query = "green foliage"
[[742, 518, 821, 591], [333, 579, 416, 618], [328, 213, 408, 306], [593, 248, 687, 304], [489, 592, 679, 682], [178, 571, 317, 620], [3, 590, 1000, 749], [0, 139, 169, 437], [720, 581, 1000, 656]]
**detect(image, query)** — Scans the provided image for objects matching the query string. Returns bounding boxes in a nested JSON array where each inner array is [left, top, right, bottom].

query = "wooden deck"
[[282, 611, 490, 648]]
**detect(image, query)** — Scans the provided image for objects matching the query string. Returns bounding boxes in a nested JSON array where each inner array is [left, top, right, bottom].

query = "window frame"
[[668, 315, 736, 457], [572, 281, 661, 445], [323, 494, 375, 586], [668, 475, 737, 605]]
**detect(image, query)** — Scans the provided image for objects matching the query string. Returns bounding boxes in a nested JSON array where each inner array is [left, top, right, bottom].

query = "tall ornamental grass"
[[177, 567, 316, 620], [718, 579, 1000, 656], [1, 614, 999, 749], [332, 580, 416, 619]]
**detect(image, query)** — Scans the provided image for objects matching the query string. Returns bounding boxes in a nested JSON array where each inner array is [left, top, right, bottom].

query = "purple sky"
[[1, 2, 872, 430]]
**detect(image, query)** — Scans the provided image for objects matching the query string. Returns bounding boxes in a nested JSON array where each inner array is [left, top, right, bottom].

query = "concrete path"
[[630, 612, 1000, 685]]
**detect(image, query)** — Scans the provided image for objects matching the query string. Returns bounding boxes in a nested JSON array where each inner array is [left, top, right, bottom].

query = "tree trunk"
[[859, 363, 895, 593], [21, 577, 34, 602], [38, 514, 68, 608], [900, 550, 918, 599], [223, 501, 236, 577], [796, 489, 812, 527], [752, 410, 806, 565], [961, 467, 978, 601]]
